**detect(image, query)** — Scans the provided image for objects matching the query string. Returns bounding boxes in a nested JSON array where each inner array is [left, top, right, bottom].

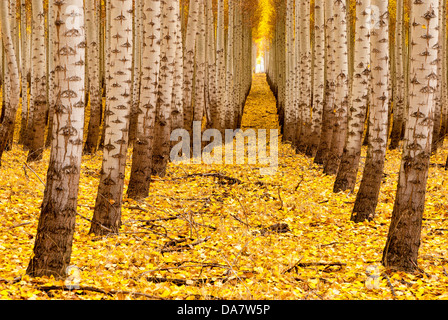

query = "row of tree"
[[0, 0, 257, 277], [266, 0, 445, 272]]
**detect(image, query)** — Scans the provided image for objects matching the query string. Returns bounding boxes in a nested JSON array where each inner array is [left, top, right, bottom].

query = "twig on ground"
[[160, 236, 211, 253], [38, 285, 164, 299], [381, 273, 397, 299], [23, 163, 45, 187]]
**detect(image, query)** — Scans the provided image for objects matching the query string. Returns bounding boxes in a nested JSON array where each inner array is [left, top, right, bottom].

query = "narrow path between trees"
[[240, 73, 280, 131]]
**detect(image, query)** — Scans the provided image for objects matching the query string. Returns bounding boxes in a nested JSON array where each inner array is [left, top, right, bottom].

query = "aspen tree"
[[295, 0, 312, 154], [389, 0, 406, 150], [183, 0, 199, 135], [18, 0, 28, 145], [152, 0, 182, 177], [283, 0, 295, 142], [90, 0, 133, 235], [351, 0, 389, 222], [323, 0, 349, 175], [383, 0, 439, 272], [307, 0, 326, 157], [0, 0, 21, 165], [314, 0, 336, 165], [127, 0, 161, 200], [27, 0, 48, 162], [205, 0, 218, 129], [333, 0, 371, 192], [27, 0, 86, 277], [216, 0, 226, 132], [83, 0, 102, 154]]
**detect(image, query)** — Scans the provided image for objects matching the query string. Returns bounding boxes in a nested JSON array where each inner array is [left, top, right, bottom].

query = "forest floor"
[[1, 74, 448, 300]]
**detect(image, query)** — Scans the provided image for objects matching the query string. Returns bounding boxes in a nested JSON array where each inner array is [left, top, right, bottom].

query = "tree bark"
[[26, 0, 86, 277], [323, 0, 349, 175], [83, 0, 102, 154], [151, 0, 181, 177], [27, 0, 48, 162], [351, 0, 389, 222], [0, 0, 21, 165], [90, 0, 133, 235], [307, 0, 325, 157], [382, 0, 439, 272], [333, 0, 371, 192], [127, 0, 161, 200]]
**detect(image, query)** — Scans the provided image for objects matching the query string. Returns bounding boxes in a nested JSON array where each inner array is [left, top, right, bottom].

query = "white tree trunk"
[[0, 0, 21, 163], [26, 0, 48, 162], [382, 0, 439, 272], [90, 0, 133, 235], [127, 0, 161, 199], [84, 0, 102, 154], [333, 0, 371, 192], [26, 0, 86, 277], [351, 0, 390, 222]]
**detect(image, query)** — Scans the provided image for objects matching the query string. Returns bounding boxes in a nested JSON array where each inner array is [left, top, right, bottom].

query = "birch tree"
[[90, 0, 133, 235], [26, 0, 86, 277], [382, 0, 439, 272]]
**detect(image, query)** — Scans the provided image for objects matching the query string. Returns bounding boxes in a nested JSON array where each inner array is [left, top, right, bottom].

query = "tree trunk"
[[26, 0, 86, 278], [333, 0, 371, 192], [295, 0, 312, 154], [351, 0, 389, 222], [128, 0, 142, 146], [90, 0, 133, 235], [127, 0, 161, 200], [27, 0, 48, 162], [151, 0, 180, 177], [183, 0, 199, 135], [382, 0, 439, 272], [314, 0, 335, 165], [83, 0, 102, 154], [18, 0, 28, 146], [431, 0, 445, 153], [205, 0, 217, 129], [0, 0, 21, 165], [307, 0, 325, 157], [216, 0, 226, 132], [283, 0, 295, 143], [323, 0, 349, 175], [389, 0, 406, 150]]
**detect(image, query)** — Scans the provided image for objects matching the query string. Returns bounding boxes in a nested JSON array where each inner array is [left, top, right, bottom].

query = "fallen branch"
[[38, 285, 164, 300], [144, 275, 241, 287], [161, 236, 211, 253], [161, 173, 242, 185], [75, 212, 114, 233], [283, 259, 346, 274], [9, 222, 32, 229], [137, 263, 230, 279], [23, 163, 45, 187], [381, 273, 397, 299]]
